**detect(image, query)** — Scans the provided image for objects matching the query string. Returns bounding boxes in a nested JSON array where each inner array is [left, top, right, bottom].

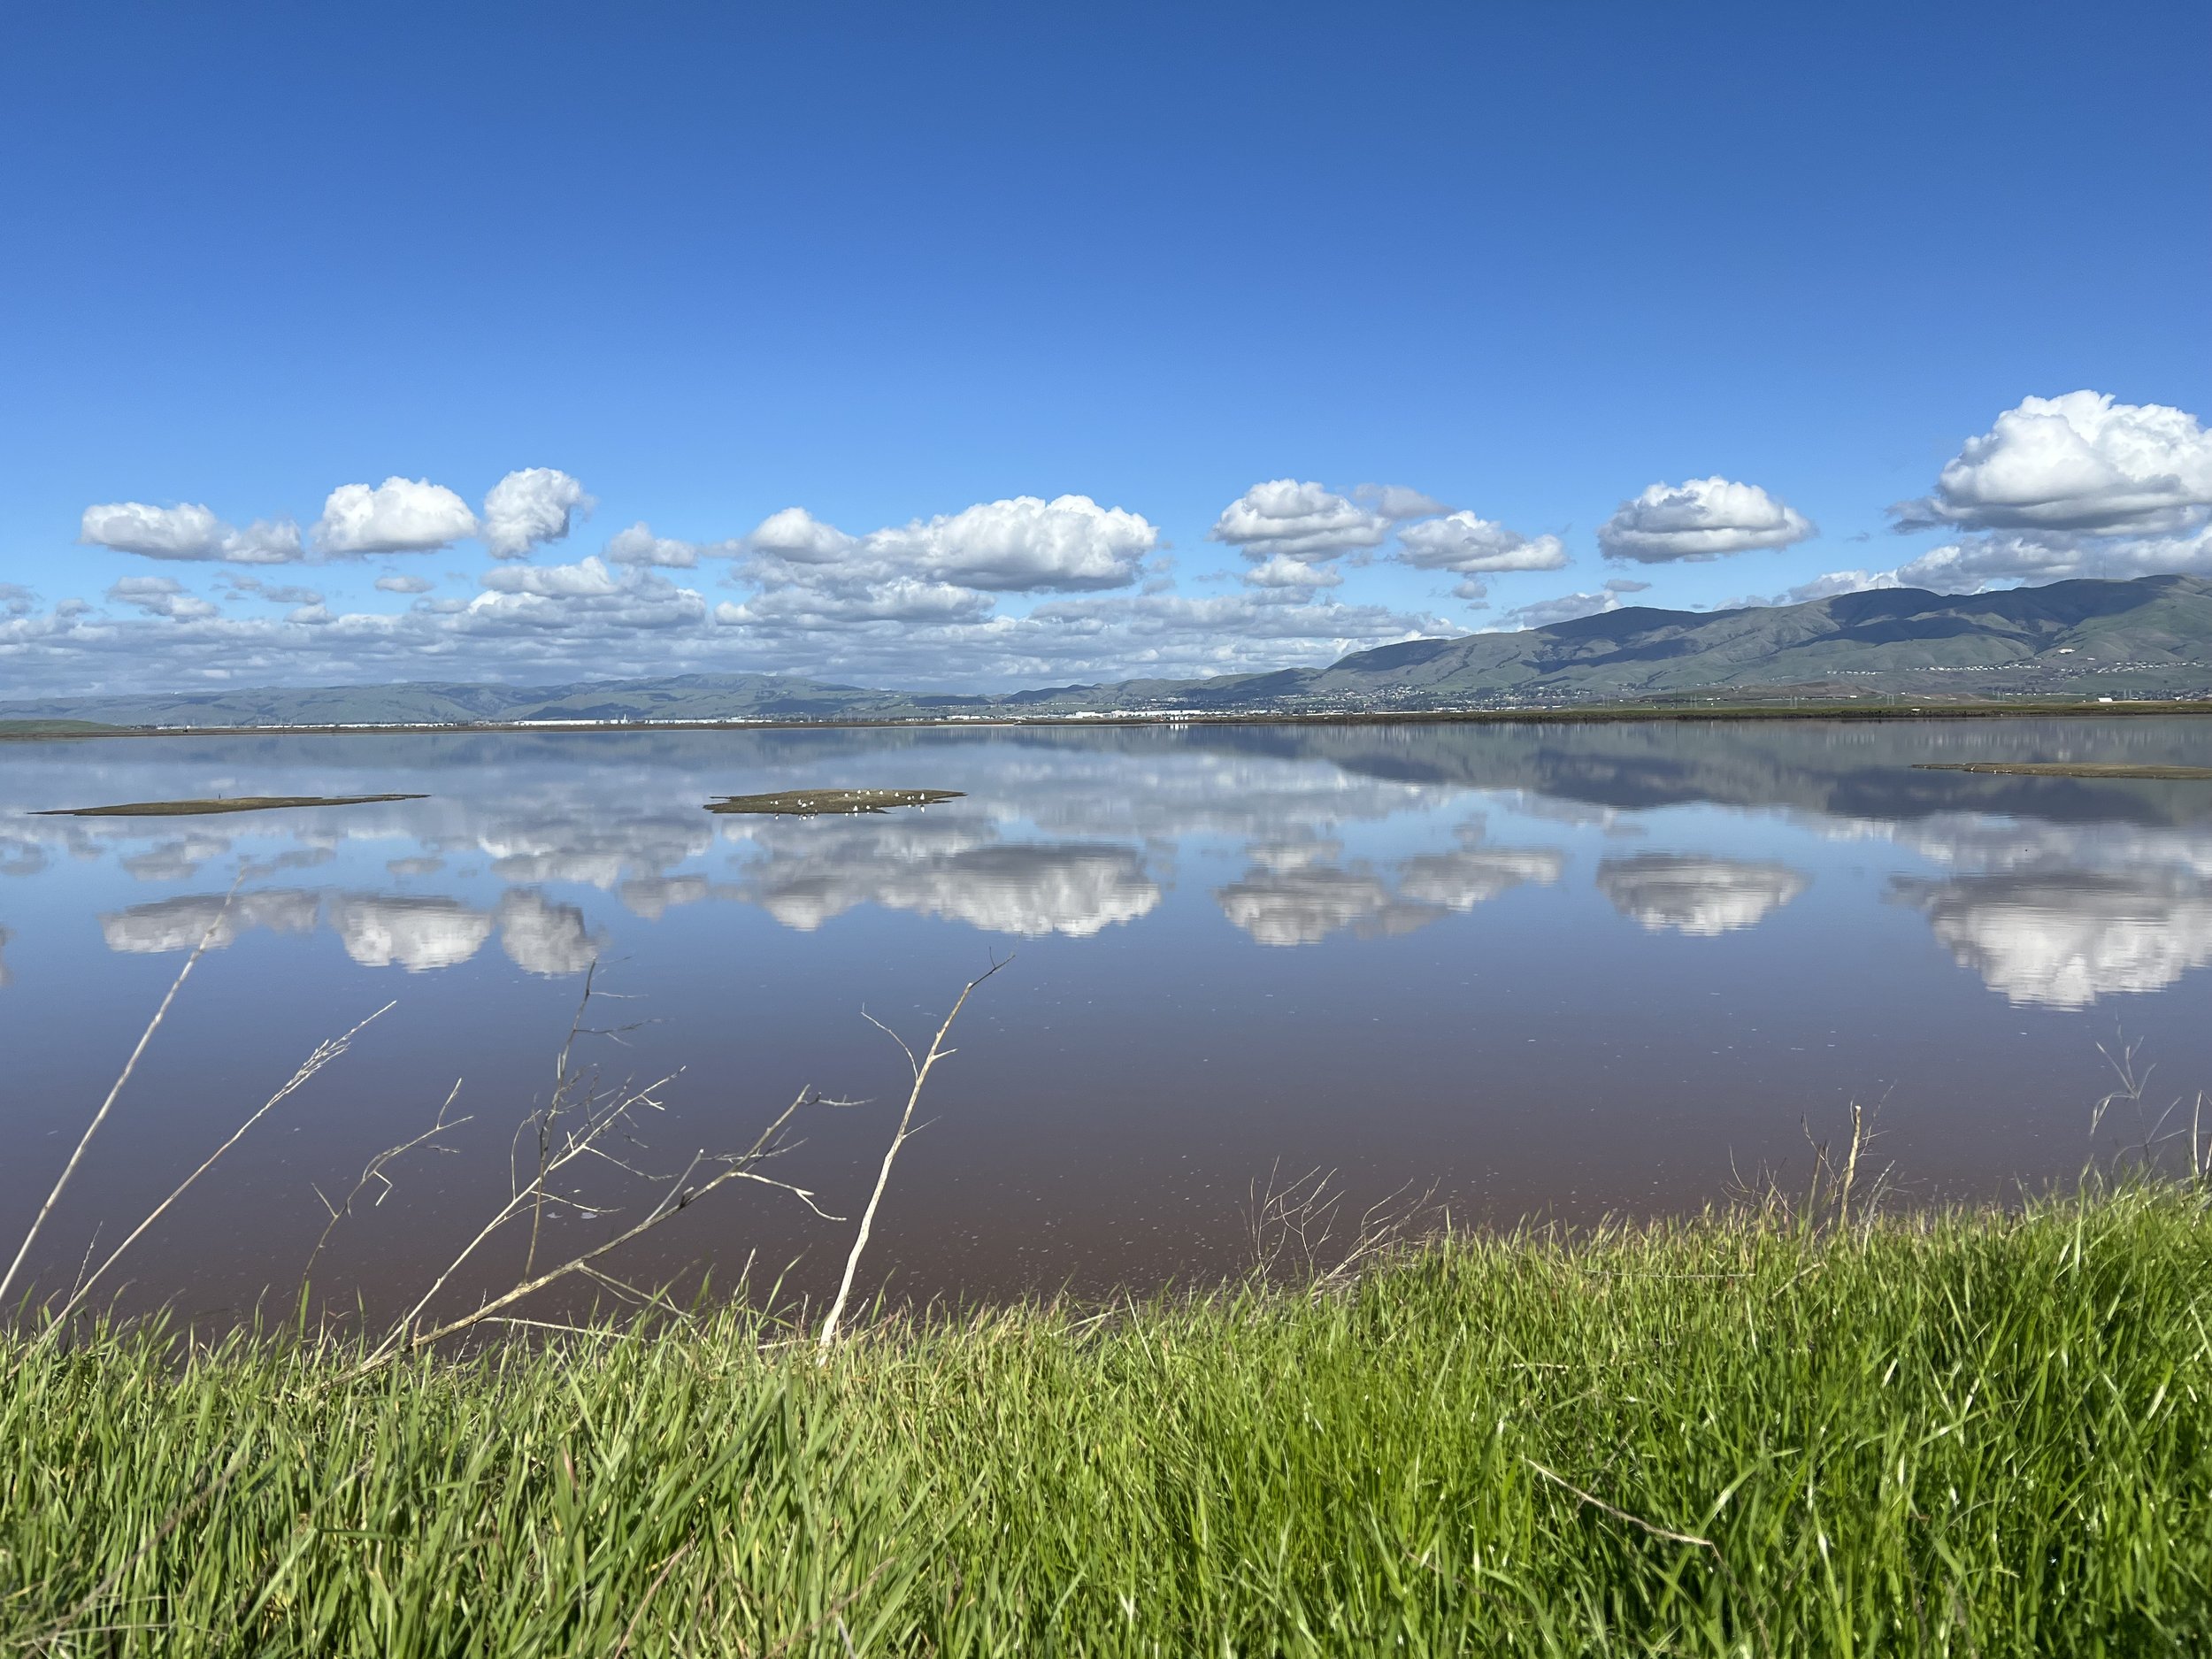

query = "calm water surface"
[[4, 718, 2208, 1320]]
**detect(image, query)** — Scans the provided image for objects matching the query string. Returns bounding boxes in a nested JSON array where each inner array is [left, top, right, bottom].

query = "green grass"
[[4, 1185, 2208, 1655]]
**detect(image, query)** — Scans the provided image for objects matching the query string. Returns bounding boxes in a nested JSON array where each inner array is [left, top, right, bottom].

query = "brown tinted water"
[[3, 717, 2208, 1325]]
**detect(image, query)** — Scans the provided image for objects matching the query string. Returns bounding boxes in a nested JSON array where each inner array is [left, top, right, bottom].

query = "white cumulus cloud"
[[1396, 512, 1569, 574], [864, 495, 1157, 592], [480, 467, 593, 559], [374, 573, 435, 595], [1242, 553, 1343, 590], [1598, 477, 1815, 563], [1210, 480, 1394, 563], [315, 477, 479, 555], [80, 502, 303, 565], [1893, 391, 2212, 538]]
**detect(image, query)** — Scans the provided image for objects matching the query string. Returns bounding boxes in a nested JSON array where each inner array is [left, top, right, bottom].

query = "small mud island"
[[703, 787, 964, 816], [34, 793, 427, 818]]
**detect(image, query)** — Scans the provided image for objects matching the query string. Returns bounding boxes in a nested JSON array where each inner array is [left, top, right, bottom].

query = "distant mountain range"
[[8, 573, 2212, 730]]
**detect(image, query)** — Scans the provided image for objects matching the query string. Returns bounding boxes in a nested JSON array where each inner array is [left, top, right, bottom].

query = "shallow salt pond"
[[4, 715, 2209, 1319]]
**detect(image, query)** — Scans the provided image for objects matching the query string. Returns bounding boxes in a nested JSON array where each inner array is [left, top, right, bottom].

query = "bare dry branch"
[[818, 958, 1007, 1352]]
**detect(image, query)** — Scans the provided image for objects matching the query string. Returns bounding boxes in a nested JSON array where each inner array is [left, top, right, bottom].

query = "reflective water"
[[4, 718, 2209, 1320]]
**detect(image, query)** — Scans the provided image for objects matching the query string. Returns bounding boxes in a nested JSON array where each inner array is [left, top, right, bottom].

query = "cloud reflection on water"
[[27, 722, 2212, 1006], [98, 886, 596, 977], [1596, 854, 1809, 936]]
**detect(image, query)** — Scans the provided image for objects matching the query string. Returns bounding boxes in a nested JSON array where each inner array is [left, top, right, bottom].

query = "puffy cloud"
[[1242, 553, 1343, 590], [1596, 854, 1808, 935], [106, 576, 218, 621], [481, 467, 593, 559], [79, 502, 303, 565], [1597, 477, 1815, 563], [719, 495, 1156, 643], [603, 522, 714, 569], [1500, 589, 1619, 629], [745, 507, 858, 564], [1893, 392, 2212, 538], [374, 573, 434, 595], [0, 583, 32, 618], [315, 477, 478, 555], [857, 495, 1156, 592], [1209, 480, 1394, 563], [1891, 870, 2212, 1007], [1396, 513, 1569, 574], [328, 894, 495, 971]]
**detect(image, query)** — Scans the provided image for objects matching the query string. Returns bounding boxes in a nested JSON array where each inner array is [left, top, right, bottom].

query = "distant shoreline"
[[6, 697, 2212, 743]]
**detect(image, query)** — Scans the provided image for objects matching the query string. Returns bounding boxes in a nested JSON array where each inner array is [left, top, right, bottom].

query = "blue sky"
[[2, 0, 2207, 696]]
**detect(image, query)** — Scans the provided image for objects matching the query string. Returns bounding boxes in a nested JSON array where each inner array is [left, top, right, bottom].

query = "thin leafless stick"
[[36, 1002, 396, 1336], [0, 879, 240, 1311], [817, 960, 1005, 1352], [301, 1079, 470, 1293]]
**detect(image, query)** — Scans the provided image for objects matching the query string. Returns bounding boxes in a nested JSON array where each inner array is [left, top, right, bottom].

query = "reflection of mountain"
[[1168, 718, 2212, 831], [1892, 871, 2212, 1007], [328, 895, 496, 972], [1596, 855, 1809, 935], [740, 822, 1160, 937], [100, 889, 323, 954]]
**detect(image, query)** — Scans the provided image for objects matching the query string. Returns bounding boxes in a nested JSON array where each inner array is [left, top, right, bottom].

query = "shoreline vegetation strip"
[[4, 1185, 2207, 1655]]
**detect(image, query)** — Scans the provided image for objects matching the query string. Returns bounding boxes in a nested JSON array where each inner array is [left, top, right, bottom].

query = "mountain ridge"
[[7, 573, 2212, 728]]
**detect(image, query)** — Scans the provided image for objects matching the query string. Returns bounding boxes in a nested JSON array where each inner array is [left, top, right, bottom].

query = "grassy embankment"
[[4, 1183, 2208, 1655]]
